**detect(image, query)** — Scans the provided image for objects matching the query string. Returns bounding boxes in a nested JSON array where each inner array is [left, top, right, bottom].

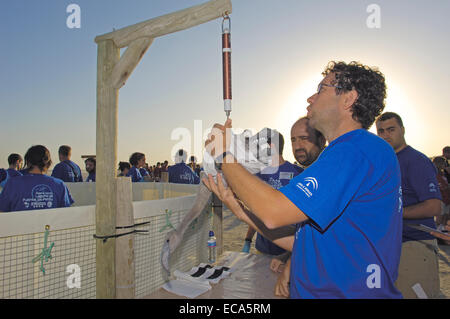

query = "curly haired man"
[[203, 61, 403, 298]]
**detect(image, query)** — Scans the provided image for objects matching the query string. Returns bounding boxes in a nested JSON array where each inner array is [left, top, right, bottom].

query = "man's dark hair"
[[129, 152, 145, 166], [433, 156, 447, 170], [25, 145, 52, 172], [84, 157, 96, 167], [443, 146, 450, 153], [298, 117, 326, 150], [376, 112, 404, 127], [323, 61, 386, 129], [58, 145, 71, 157], [267, 131, 285, 155], [118, 161, 131, 172], [8, 153, 23, 166]]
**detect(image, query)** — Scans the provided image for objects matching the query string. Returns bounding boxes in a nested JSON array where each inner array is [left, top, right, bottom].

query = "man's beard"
[[295, 149, 313, 167]]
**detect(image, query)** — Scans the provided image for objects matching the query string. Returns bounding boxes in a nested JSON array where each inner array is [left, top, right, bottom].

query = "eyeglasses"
[[317, 82, 342, 94]]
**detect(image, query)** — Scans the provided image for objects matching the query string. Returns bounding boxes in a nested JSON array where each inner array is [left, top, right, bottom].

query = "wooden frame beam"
[[95, 0, 232, 48]]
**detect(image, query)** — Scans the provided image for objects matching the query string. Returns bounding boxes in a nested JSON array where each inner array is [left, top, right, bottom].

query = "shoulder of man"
[[0, 169, 6, 182], [400, 146, 435, 170]]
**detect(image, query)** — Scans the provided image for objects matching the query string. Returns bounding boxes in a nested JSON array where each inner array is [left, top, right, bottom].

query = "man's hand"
[[202, 173, 247, 220], [431, 220, 450, 244], [274, 258, 291, 298], [205, 119, 232, 158], [270, 258, 285, 273]]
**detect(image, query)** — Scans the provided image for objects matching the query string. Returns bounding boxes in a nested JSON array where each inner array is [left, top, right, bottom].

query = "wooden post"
[[115, 177, 135, 299], [96, 39, 119, 299], [212, 194, 223, 257]]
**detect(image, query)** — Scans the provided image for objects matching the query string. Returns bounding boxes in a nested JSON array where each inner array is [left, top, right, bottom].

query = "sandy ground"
[[221, 209, 450, 299]]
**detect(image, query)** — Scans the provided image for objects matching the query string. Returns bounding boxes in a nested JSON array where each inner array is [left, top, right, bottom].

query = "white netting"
[[0, 182, 215, 299]]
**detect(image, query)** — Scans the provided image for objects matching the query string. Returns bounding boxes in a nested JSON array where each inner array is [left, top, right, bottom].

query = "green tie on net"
[[32, 225, 54, 275]]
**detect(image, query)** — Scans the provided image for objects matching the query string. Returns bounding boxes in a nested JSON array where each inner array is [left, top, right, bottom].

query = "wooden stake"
[[96, 39, 119, 299]]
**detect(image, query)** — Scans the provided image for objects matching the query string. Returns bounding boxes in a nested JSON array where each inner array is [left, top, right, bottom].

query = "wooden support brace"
[[110, 37, 153, 89], [95, 0, 232, 48]]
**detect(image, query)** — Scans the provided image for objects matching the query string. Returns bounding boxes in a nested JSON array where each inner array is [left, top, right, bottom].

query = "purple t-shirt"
[[126, 166, 144, 182], [397, 146, 442, 242], [0, 169, 23, 190], [51, 160, 83, 183], [254, 161, 303, 255], [0, 174, 74, 212], [168, 163, 200, 184]]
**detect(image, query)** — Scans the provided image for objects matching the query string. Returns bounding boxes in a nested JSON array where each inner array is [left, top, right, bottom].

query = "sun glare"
[[371, 81, 427, 149], [274, 75, 322, 162]]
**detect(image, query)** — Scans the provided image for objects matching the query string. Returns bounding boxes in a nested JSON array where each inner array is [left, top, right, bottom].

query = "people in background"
[[377, 111, 442, 298], [51, 145, 83, 182], [85, 157, 96, 182], [442, 146, 450, 182], [168, 149, 200, 184], [0, 145, 74, 212], [433, 156, 450, 233], [270, 117, 326, 297], [242, 131, 303, 257], [126, 152, 146, 182], [0, 153, 24, 191], [118, 161, 131, 177]]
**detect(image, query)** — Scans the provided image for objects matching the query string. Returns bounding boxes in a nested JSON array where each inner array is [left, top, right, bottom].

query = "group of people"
[[1, 60, 449, 299], [117, 150, 201, 185], [0, 145, 75, 212], [202, 61, 450, 299], [0, 144, 203, 213]]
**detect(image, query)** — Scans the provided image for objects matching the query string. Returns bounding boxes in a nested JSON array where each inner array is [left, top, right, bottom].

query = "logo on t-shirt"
[[296, 177, 318, 198], [429, 183, 437, 193], [23, 184, 54, 209]]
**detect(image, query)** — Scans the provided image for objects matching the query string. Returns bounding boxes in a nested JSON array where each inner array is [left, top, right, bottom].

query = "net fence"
[[0, 183, 215, 299]]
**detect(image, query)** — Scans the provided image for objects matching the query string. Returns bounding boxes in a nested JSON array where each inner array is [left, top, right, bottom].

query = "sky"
[[1, 0, 449, 169]]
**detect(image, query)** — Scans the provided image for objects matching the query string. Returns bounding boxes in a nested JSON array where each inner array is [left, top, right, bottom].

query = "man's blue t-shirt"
[[397, 146, 442, 242], [280, 129, 403, 299], [168, 163, 200, 184], [0, 168, 23, 185], [139, 168, 149, 177], [19, 168, 30, 176], [126, 166, 144, 182], [0, 174, 74, 212], [255, 161, 303, 255], [51, 160, 83, 183], [86, 172, 96, 182], [0, 169, 23, 192]]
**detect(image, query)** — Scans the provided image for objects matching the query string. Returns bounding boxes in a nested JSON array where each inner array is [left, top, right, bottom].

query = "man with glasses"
[[376, 112, 442, 298], [203, 61, 403, 298]]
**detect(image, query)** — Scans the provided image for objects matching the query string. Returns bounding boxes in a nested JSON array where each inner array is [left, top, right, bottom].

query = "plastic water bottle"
[[207, 230, 217, 263]]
